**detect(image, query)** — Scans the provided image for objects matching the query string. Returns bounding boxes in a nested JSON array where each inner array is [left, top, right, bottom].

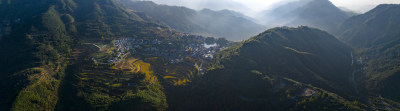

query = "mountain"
[[169, 26, 364, 110], [0, 1, 74, 110], [338, 4, 400, 102], [120, 0, 203, 34], [1, 0, 399, 110], [338, 7, 360, 17], [121, 0, 266, 41], [259, 0, 350, 34], [0, 0, 168, 110], [141, 0, 251, 13]]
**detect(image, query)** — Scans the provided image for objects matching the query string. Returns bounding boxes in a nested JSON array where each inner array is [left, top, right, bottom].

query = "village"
[[112, 36, 223, 64], [83, 34, 228, 88], [89, 32, 228, 68]]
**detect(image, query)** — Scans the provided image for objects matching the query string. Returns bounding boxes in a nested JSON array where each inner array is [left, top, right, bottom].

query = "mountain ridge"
[[338, 4, 400, 102], [121, 0, 266, 41], [259, 0, 350, 34], [171, 26, 364, 110]]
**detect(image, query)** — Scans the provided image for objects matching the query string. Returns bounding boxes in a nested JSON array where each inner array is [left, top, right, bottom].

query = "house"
[[144, 48, 150, 52], [137, 39, 144, 44], [134, 45, 141, 49], [304, 88, 316, 97], [204, 54, 213, 59]]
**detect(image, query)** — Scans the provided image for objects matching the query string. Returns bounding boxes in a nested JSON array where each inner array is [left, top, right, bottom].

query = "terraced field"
[[164, 64, 195, 86], [142, 56, 199, 86], [78, 56, 158, 92]]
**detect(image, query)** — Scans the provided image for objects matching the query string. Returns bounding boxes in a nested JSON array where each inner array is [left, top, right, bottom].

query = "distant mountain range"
[[258, 0, 351, 34], [121, 0, 266, 41], [142, 0, 251, 12]]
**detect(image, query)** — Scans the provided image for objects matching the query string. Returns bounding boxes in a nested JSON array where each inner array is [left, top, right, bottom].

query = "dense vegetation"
[[0, 0, 74, 110], [164, 27, 364, 110], [0, 0, 168, 110], [339, 4, 400, 101]]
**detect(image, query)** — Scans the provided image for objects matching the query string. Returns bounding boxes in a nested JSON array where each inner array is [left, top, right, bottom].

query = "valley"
[[0, 0, 400, 111]]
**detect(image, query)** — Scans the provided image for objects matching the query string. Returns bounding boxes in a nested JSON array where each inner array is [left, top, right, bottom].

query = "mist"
[[130, 0, 400, 39], [330, 0, 400, 13], [142, 0, 400, 17], [145, 0, 251, 14]]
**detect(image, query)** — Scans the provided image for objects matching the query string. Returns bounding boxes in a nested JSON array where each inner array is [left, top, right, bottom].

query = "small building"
[[304, 88, 316, 97], [204, 54, 213, 59]]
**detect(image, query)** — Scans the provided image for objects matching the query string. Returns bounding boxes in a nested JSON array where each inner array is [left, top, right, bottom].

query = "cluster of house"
[[93, 37, 161, 64], [304, 88, 316, 97], [114, 37, 161, 53], [113, 37, 223, 64], [185, 43, 218, 59]]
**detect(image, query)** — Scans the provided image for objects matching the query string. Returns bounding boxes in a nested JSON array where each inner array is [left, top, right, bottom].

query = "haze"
[[148, 0, 400, 16]]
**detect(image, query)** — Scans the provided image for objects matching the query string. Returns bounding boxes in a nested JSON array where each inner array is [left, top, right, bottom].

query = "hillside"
[[259, 0, 350, 34], [0, 0, 168, 110], [0, 0, 74, 110], [339, 4, 400, 102], [0, 0, 234, 110], [121, 0, 266, 41], [171, 26, 364, 110]]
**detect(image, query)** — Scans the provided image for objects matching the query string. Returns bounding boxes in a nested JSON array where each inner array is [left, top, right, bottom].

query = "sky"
[[233, 0, 400, 13], [330, 0, 400, 12], [149, 0, 400, 15]]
